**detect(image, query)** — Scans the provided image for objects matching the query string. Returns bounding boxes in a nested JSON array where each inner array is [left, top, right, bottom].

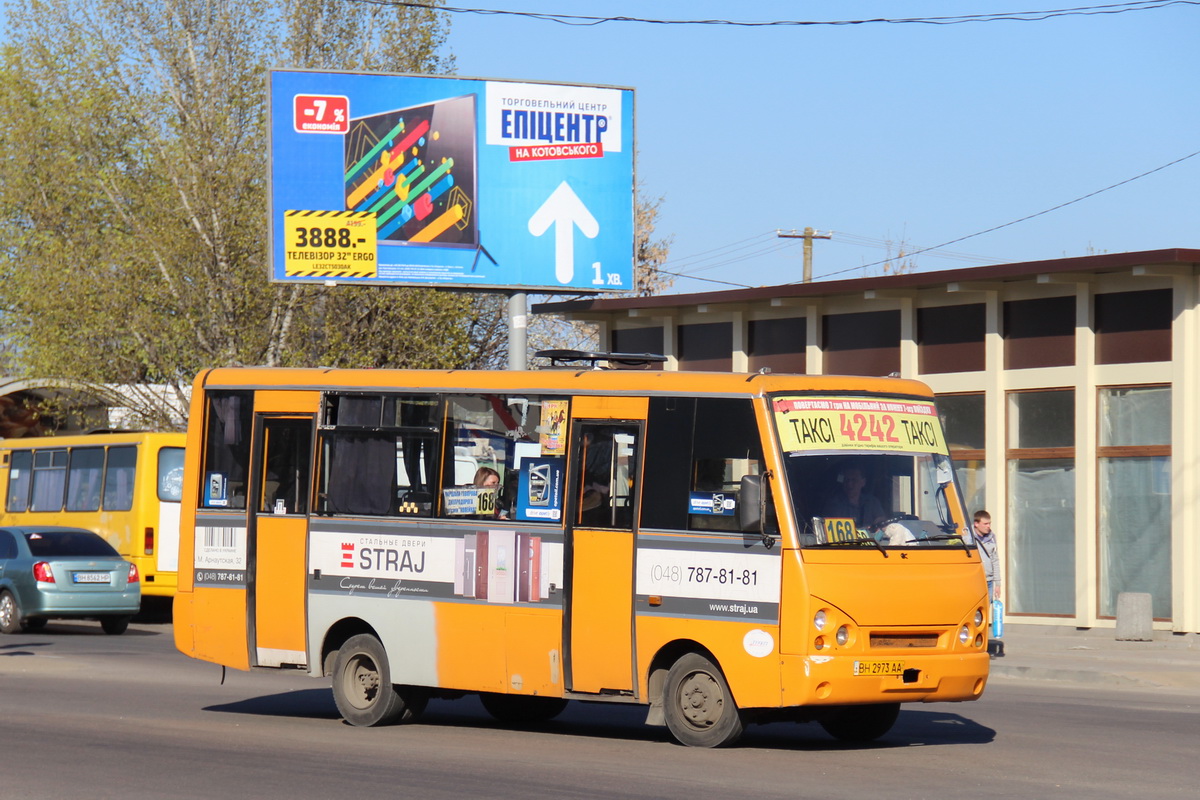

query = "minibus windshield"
[[770, 394, 971, 547]]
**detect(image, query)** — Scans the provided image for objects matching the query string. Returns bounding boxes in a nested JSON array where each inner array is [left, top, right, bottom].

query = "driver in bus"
[[823, 466, 886, 531]]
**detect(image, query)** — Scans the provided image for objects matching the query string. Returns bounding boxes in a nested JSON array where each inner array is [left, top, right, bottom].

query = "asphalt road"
[[2, 620, 1198, 799]]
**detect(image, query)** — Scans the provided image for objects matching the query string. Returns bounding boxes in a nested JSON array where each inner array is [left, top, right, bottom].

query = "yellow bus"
[[0, 431, 187, 599], [172, 358, 989, 747]]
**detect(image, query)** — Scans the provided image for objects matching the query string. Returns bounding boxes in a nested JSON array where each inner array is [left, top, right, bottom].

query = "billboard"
[[270, 70, 635, 293]]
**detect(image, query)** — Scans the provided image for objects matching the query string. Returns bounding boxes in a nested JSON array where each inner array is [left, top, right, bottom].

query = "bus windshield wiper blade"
[[924, 532, 972, 554]]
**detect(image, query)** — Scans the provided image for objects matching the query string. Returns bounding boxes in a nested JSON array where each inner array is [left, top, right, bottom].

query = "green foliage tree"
[[0, 0, 466, 426]]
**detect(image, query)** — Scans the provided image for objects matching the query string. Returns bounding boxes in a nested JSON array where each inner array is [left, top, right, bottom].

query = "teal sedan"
[[0, 526, 141, 635]]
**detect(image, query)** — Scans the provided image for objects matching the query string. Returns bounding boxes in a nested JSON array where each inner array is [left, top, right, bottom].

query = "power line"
[[358, 1, 1199, 27], [805, 148, 1200, 283]]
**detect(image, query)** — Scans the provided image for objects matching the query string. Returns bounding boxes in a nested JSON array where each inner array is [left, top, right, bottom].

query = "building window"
[[1098, 386, 1171, 620], [1095, 289, 1172, 365], [611, 327, 664, 368], [919, 304, 985, 374], [678, 321, 732, 371], [938, 393, 986, 515], [1007, 390, 1075, 616], [748, 317, 806, 374], [822, 310, 900, 376], [1004, 296, 1074, 369]]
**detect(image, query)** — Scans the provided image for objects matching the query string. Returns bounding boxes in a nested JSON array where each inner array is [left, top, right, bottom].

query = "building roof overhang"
[[534, 248, 1200, 319]]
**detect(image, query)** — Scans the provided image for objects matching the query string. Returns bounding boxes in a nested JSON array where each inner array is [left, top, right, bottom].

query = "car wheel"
[[0, 591, 22, 635], [818, 703, 901, 743], [331, 634, 425, 727], [480, 693, 568, 725], [663, 652, 744, 748], [101, 616, 131, 635]]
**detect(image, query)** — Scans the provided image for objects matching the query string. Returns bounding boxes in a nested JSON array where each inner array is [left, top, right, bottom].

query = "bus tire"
[[332, 633, 418, 727], [818, 703, 900, 743], [100, 616, 131, 635], [479, 693, 568, 725], [0, 591, 23, 635], [663, 652, 744, 748]]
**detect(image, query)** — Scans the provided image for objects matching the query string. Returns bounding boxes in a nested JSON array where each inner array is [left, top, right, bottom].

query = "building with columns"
[[536, 248, 1200, 634]]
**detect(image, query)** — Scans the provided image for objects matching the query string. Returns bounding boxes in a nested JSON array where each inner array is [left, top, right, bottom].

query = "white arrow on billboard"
[[528, 181, 599, 284]]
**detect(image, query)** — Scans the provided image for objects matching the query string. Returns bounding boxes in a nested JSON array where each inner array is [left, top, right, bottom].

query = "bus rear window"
[[158, 447, 185, 502]]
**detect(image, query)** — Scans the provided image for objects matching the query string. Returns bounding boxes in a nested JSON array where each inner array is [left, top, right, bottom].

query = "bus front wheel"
[[331, 634, 425, 727], [818, 703, 900, 742], [663, 652, 744, 748]]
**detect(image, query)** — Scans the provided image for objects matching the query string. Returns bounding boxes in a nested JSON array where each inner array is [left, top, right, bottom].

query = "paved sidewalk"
[[987, 624, 1200, 693]]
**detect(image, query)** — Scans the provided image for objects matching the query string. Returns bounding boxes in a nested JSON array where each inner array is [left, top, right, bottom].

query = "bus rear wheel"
[[331, 634, 426, 727], [818, 703, 900, 743], [663, 653, 744, 748], [479, 693, 568, 725]]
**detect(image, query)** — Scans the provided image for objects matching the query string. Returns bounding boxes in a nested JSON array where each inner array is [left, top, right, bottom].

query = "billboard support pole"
[[508, 292, 528, 371]]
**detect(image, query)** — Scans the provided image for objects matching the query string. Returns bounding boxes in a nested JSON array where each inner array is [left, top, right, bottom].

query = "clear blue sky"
[[446, 1, 1200, 294]]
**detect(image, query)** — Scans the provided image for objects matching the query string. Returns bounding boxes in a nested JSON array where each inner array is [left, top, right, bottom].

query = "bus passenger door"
[[565, 397, 646, 696], [248, 393, 317, 668]]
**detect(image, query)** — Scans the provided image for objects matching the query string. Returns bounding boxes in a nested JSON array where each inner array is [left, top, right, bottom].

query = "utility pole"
[[777, 227, 832, 283]]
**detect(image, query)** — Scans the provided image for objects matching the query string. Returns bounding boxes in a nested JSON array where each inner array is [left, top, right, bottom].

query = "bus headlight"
[[814, 610, 828, 631], [974, 608, 984, 627], [959, 625, 971, 644], [836, 625, 850, 646]]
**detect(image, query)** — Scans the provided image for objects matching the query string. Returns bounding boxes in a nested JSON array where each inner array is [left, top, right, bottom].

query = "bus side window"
[[316, 393, 441, 518], [689, 399, 764, 533], [6, 451, 32, 513], [102, 447, 137, 511], [320, 432, 403, 516], [30, 449, 67, 512], [641, 397, 695, 530], [66, 447, 104, 512], [441, 395, 567, 523], [201, 391, 253, 509]]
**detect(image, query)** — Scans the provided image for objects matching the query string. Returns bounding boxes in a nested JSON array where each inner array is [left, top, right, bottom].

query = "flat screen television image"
[[343, 94, 478, 248]]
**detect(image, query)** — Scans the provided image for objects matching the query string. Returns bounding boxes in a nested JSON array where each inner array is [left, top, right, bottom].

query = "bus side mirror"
[[738, 474, 764, 533]]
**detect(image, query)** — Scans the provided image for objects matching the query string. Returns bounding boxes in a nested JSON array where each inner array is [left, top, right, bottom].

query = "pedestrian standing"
[[973, 510, 1001, 600]]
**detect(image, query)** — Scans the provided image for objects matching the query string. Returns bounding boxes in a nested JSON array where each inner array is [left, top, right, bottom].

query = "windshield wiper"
[[924, 531, 973, 554]]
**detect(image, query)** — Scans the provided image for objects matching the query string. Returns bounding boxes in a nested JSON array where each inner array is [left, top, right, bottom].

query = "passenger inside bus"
[[822, 466, 887, 530]]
